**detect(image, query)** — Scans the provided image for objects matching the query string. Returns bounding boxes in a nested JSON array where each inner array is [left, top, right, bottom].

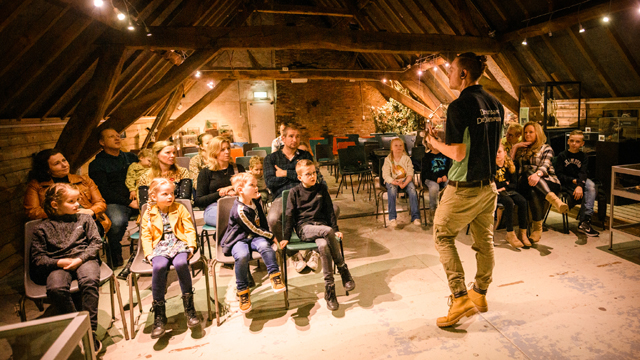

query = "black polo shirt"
[[445, 85, 504, 182]]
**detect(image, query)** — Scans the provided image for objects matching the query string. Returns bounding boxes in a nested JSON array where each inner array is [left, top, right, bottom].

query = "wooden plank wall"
[[0, 116, 156, 279], [555, 96, 640, 129]]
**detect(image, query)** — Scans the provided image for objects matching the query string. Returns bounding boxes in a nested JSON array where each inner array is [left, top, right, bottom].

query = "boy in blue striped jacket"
[[221, 172, 285, 313]]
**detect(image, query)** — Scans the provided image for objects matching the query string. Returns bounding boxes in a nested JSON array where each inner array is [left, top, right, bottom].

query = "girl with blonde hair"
[[495, 143, 530, 248], [195, 136, 245, 226], [381, 137, 421, 227], [512, 122, 568, 242]]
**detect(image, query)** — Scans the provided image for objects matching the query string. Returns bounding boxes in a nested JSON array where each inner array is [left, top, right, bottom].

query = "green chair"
[[280, 190, 346, 308], [235, 156, 252, 170], [253, 146, 272, 155]]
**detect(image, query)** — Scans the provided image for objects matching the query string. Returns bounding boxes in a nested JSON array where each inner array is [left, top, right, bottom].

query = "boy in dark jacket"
[[221, 172, 285, 313], [283, 159, 355, 311], [421, 143, 452, 224], [556, 130, 599, 237]]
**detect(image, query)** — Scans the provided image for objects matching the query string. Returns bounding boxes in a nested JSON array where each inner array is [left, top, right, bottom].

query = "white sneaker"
[[292, 251, 307, 273], [306, 251, 321, 271], [389, 219, 397, 228], [413, 219, 421, 226]]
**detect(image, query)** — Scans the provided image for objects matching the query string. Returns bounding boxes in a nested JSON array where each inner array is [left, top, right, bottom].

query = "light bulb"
[[207, 82, 214, 89], [418, 70, 423, 75], [579, 25, 585, 33], [433, 66, 438, 71], [117, 12, 125, 21], [603, 15, 610, 22], [382, 78, 387, 83], [94, 0, 104, 7], [195, 71, 201, 78], [445, 62, 450, 67], [127, 21, 134, 31], [522, 38, 528, 45]]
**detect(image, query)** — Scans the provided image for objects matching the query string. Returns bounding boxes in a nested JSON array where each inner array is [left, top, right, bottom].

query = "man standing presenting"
[[89, 128, 139, 267], [426, 53, 504, 328]]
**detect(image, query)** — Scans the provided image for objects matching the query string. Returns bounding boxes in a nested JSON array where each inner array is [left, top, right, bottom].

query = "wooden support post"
[[71, 48, 222, 169], [56, 44, 126, 167], [142, 84, 183, 149], [157, 79, 234, 140]]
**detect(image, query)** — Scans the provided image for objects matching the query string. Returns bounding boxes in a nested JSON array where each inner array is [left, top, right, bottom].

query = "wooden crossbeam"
[[500, 0, 637, 43], [370, 82, 433, 119], [142, 84, 183, 149], [56, 44, 126, 168], [108, 26, 501, 54], [254, 4, 353, 17], [157, 79, 234, 140], [567, 28, 619, 97], [71, 48, 222, 169], [201, 68, 405, 81]]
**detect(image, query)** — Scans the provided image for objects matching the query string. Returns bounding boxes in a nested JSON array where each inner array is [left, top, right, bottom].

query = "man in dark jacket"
[[89, 128, 138, 266]]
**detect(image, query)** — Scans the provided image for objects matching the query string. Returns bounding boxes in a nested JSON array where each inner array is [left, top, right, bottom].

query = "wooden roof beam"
[[603, 26, 640, 85], [500, 0, 637, 43], [201, 68, 406, 81], [370, 82, 433, 119], [109, 26, 501, 54], [567, 27, 619, 97], [143, 84, 183, 148], [56, 0, 128, 31], [254, 4, 352, 17]]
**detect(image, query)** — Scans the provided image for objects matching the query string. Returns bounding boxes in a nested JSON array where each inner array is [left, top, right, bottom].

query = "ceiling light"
[[117, 12, 126, 21], [94, 0, 104, 7], [579, 25, 585, 33], [522, 38, 528, 45], [254, 91, 268, 99], [145, 25, 152, 36], [207, 81, 214, 89], [195, 71, 201, 78], [433, 66, 438, 71], [382, 78, 387, 83], [603, 15, 610, 22], [418, 70, 423, 75], [445, 62, 450, 67], [127, 21, 135, 31]]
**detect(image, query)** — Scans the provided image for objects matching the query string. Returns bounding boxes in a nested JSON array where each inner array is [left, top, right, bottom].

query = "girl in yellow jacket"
[[141, 178, 199, 339]]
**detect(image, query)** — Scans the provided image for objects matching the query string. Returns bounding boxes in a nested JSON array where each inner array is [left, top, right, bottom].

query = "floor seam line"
[[478, 313, 532, 359]]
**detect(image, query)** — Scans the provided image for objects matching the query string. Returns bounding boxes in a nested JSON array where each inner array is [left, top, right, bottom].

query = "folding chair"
[[336, 147, 373, 201], [126, 199, 213, 339], [280, 190, 346, 309], [210, 197, 285, 326], [175, 157, 190, 170], [375, 158, 418, 227], [21, 220, 129, 340], [316, 143, 339, 181], [242, 143, 259, 155], [235, 156, 252, 170], [252, 147, 272, 155]]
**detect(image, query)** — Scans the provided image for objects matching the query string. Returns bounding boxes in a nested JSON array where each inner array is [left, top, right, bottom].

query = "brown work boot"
[[467, 283, 488, 313], [545, 192, 569, 214], [505, 231, 523, 248], [518, 228, 532, 247], [529, 220, 543, 243], [269, 272, 286, 293], [237, 289, 252, 313], [436, 294, 478, 328]]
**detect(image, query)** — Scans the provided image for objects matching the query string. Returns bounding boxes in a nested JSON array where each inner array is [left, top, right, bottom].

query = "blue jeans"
[[568, 179, 596, 222], [203, 202, 218, 227], [423, 179, 448, 210], [151, 253, 192, 301], [386, 181, 420, 222], [231, 237, 279, 291], [105, 204, 133, 258]]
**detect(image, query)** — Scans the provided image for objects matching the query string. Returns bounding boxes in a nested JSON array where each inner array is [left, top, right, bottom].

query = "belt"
[[449, 179, 494, 188]]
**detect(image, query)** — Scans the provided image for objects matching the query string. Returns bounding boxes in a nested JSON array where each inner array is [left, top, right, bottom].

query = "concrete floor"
[[2, 173, 640, 360]]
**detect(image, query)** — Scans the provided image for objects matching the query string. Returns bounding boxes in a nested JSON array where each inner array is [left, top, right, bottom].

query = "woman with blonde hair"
[[137, 140, 191, 189], [512, 122, 568, 242], [381, 137, 421, 227], [195, 136, 245, 226]]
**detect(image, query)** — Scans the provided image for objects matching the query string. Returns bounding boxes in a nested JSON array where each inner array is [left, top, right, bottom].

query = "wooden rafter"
[[246, 50, 263, 68], [0, 0, 35, 34], [157, 79, 235, 140], [57, 44, 126, 168], [254, 4, 352, 17], [500, 0, 637, 43], [540, 36, 579, 82], [406, 0, 444, 34], [201, 68, 406, 81], [567, 27, 619, 97], [110, 26, 501, 54], [603, 26, 640, 84], [370, 82, 433, 119], [72, 48, 222, 167], [56, 0, 128, 31], [143, 84, 184, 149]]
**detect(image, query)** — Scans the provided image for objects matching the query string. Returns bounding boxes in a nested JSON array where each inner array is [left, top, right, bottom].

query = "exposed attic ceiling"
[[1, 0, 639, 168]]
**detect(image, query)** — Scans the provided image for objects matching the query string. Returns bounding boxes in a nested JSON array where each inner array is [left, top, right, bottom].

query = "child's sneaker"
[[237, 289, 252, 313], [413, 219, 421, 226], [578, 221, 599, 237], [306, 251, 321, 271], [389, 219, 397, 228], [269, 272, 286, 293], [292, 251, 307, 273]]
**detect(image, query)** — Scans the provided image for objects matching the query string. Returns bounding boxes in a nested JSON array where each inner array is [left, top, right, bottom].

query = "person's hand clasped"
[[528, 173, 540, 187], [129, 199, 139, 209], [278, 240, 289, 250], [57, 258, 73, 269], [573, 186, 584, 200], [64, 258, 83, 271], [275, 165, 288, 177]]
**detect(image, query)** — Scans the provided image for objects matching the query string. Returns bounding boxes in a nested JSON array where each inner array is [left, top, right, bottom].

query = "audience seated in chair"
[[495, 144, 530, 248], [283, 160, 355, 311], [381, 137, 421, 227], [248, 156, 269, 203], [502, 123, 523, 159], [421, 142, 451, 225], [189, 133, 214, 189], [30, 183, 103, 353], [125, 148, 152, 202], [89, 128, 140, 267], [555, 130, 599, 237], [220, 172, 286, 313]]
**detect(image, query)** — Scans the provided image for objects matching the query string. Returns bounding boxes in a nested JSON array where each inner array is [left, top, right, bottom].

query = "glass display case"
[[609, 164, 640, 249], [518, 81, 582, 130], [597, 117, 638, 143]]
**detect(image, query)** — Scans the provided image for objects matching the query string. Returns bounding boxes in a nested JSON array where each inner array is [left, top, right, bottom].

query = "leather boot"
[[436, 294, 478, 328], [529, 220, 543, 243], [518, 228, 532, 247], [505, 231, 524, 248], [467, 283, 488, 313], [545, 192, 569, 213], [151, 300, 167, 339], [337, 264, 356, 292], [324, 283, 339, 311], [182, 290, 200, 328]]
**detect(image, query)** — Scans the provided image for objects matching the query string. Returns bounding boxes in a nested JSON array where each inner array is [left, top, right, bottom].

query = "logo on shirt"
[[564, 158, 583, 168], [477, 109, 501, 124], [431, 158, 447, 173]]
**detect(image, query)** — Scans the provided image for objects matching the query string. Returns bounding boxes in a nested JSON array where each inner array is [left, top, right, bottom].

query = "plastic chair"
[[280, 190, 346, 309], [336, 147, 374, 201], [332, 137, 349, 155], [176, 156, 190, 170], [309, 138, 327, 160], [375, 158, 418, 227], [21, 220, 129, 339], [126, 199, 213, 339], [401, 135, 417, 155], [246, 150, 267, 158], [235, 156, 252, 170], [210, 197, 285, 325], [253, 147, 272, 155], [345, 134, 360, 144], [336, 141, 356, 150], [230, 148, 243, 162], [242, 143, 259, 155], [316, 143, 339, 181], [380, 135, 397, 149]]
